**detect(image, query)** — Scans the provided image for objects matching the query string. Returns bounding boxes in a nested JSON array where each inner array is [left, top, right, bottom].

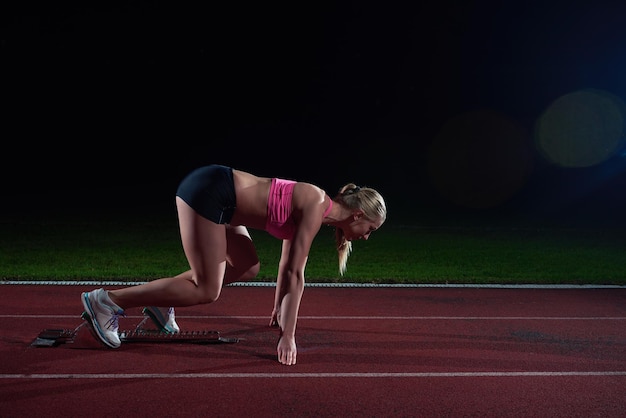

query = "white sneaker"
[[143, 306, 180, 333], [81, 288, 125, 348]]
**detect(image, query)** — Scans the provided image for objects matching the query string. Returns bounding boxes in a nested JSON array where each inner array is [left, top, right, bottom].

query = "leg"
[[224, 224, 260, 285], [108, 197, 228, 309]]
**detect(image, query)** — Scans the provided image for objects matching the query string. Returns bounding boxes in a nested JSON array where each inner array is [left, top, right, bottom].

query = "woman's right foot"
[[81, 288, 125, 348]]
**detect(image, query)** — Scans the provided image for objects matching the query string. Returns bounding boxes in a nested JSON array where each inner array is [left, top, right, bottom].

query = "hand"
[[269, 308, 281, 327], [277, 334, 297, 365]]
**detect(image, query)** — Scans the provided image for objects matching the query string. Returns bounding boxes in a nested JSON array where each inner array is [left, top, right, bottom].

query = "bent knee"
[[245, 262, 261, 280], [224, 261, 260, 285], [237, 261, 261, 282], [194, 282, 222, 304]]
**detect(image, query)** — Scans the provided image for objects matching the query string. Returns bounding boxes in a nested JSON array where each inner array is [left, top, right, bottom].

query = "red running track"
[[1, 284, 625, 417]]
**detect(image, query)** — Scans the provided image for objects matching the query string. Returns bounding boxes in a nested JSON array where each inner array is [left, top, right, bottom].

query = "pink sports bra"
[[265, 178, 333, 240]]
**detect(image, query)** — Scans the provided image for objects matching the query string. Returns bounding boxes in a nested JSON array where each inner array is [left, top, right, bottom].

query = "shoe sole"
[[142, 307, 179, 334], [81, 292, 120, 348]]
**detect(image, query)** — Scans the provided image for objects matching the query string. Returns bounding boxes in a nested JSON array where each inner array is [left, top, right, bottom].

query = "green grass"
[[1, 212, 625, 285]]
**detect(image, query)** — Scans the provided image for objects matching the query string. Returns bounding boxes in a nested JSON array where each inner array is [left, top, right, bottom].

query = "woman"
[[81, 164, 386, 365]]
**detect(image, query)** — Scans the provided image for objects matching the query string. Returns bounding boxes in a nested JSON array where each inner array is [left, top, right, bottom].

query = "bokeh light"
[[535, 89, 626, 168]]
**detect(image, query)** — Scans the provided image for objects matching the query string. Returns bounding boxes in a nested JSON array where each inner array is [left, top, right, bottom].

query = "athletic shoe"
[[81, 288, 125, 348], [142, 306, 180, 333]]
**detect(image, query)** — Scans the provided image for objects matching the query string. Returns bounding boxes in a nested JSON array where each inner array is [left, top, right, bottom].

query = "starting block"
[[31, 311, 239, 348]]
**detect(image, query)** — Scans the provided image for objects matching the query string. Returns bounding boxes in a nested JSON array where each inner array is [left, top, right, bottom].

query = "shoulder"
[[290, 183, 327, 236], [291, 182, 330, 223], [294, 182, 326, 204]]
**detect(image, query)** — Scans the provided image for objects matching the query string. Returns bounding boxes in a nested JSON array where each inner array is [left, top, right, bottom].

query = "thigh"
[[176, 197, 228, 289]]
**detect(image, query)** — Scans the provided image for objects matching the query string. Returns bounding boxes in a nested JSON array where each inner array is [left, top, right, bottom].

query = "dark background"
[[3, 1, 626, 225]]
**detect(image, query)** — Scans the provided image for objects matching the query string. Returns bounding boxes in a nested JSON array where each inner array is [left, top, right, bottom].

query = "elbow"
[[282, 269, 305, 292]]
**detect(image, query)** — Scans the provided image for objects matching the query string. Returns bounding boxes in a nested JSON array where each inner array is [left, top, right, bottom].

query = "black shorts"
[[176, 165, 236, 224]]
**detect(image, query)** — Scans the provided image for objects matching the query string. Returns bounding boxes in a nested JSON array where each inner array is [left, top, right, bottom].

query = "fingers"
[[278, 348, 297, 365], [269, 310, 281, 327], [269, 313, 278, 327], [277, 336, 297, 365]]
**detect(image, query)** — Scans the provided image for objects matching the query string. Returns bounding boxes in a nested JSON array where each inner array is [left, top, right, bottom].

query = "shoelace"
[[104, 310, 126, 330]]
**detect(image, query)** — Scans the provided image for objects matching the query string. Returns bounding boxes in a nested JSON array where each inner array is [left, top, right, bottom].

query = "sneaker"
[[143, 306, 180, 333], [81, 288, 125, 348]]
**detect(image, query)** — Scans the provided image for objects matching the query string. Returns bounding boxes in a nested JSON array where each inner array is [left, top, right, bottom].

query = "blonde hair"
[[333, 183, 387, 275]]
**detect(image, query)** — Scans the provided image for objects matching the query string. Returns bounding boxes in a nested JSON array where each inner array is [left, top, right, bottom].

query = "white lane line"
[[299, 316, 626, 320], [1, 371, 625, 379], [2, 281, 625, 288], [2, 315, 626, 320]]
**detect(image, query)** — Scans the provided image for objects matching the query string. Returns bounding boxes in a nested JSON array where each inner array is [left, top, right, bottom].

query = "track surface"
[[1, 284, 625, 417]]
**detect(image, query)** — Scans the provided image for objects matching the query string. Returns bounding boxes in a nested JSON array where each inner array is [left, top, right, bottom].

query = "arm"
[[273, 237, 308, 366], [273, 213, 321, 365], [270, 240, 294, 328]]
